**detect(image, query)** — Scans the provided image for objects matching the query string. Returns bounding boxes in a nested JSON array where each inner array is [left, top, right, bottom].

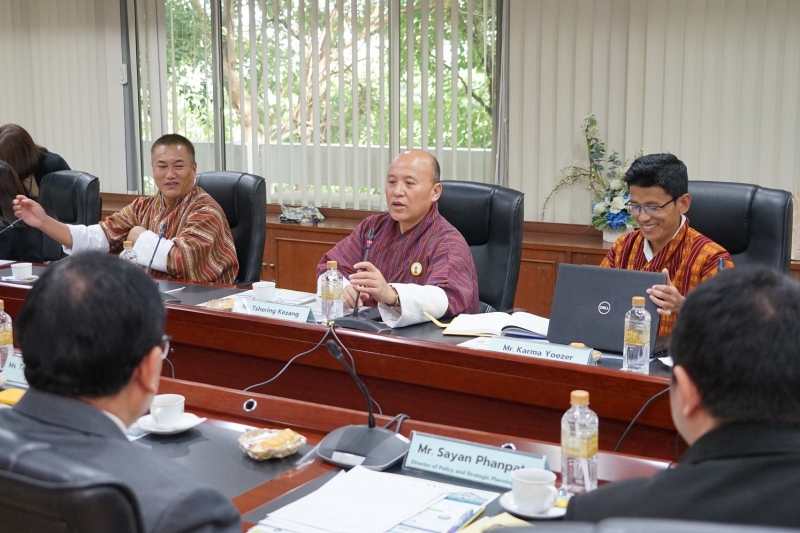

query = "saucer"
[[499, 491, 567, 519], [1, 275, 38, 284], [135, 412, 206, 435]]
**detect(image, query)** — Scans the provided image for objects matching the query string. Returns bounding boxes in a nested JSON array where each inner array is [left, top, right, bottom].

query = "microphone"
[[316, 339, 410, 470], [352, 228, 376, 317], [326, 340, 375, 428], [0, 219, 23, 237], [147, 222, 168, 276]]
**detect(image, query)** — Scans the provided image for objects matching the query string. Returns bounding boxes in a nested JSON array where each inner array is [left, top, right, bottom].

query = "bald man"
[[318, 150, 479, 327]]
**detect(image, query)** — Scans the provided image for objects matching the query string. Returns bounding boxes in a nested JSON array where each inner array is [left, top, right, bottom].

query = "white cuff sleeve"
[[378, 284, 449, 328], [132, 231, 174, 273], [64, 225, 110, 255]]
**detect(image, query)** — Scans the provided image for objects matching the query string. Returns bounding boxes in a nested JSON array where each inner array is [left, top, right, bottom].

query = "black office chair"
[[0, 427, 144, 533], [38, 170, 102, 262], [195, 171, 266, 284], [437, 180, 524, 312], [686, 181, 793, 273]]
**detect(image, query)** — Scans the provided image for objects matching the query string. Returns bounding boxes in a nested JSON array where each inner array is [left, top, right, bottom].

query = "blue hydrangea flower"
[[606, 210, 629, 230]]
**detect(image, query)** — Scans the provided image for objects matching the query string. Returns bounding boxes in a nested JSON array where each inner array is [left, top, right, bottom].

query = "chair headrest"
[[438, 181, 495, 245], [195, 171, 248, 228], [40, 171, 98, 224], [686, 181, 757, 255]]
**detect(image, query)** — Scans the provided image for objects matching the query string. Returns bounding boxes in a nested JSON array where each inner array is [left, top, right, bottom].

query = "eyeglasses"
[[626, 197, 677, 216], [160, 334, 172, 360]]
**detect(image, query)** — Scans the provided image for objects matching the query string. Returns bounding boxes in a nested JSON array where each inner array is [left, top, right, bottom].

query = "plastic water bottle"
[[119, 240, 139, 266], [0, 300, 13, 371], [319, 260, 344, 323], [623, 296, 651, 374], [561, 390, 599, 495]]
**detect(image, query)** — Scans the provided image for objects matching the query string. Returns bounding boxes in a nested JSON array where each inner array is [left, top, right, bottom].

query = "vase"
[[602, 227, 632, 243]]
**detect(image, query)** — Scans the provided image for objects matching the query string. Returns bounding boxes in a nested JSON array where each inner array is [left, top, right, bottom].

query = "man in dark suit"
[[566, 266, 800, 527], [0, 252, 241, 533]]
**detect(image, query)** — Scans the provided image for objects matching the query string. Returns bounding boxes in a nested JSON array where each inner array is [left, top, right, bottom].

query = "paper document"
[[262, 466, 445, 533], [443, 312, 549, 339]]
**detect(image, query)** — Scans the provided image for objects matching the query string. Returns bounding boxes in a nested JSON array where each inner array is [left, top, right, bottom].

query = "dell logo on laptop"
[[598, 301, 611, 314]]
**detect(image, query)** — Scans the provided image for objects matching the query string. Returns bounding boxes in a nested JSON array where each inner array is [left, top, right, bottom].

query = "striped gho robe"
[[600, 219, 733, 336], [318, 203, 479, 326], [100, 186, 239, 284]]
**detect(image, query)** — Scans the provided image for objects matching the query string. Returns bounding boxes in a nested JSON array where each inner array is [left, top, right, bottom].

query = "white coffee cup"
[[511, 468, 558, 514], [252, 281, 276, 301], [11, 262, 32, 280], [150, 394, 185, 429]]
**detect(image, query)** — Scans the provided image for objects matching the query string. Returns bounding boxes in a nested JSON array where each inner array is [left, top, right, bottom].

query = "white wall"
[[0, 0, 128, 193], [509, 0, 800, 224]]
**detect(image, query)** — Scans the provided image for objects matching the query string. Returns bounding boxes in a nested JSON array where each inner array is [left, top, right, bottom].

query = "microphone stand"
[[147, 222, 168, 276], [0, 219, 23, 237], [144, 223, 179, 303], [316, 340, 409, 470], [333, 228, 392, 333]]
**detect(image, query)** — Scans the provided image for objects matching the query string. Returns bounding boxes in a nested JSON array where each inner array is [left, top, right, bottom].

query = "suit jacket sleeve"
[[152, 486, 242, 533]]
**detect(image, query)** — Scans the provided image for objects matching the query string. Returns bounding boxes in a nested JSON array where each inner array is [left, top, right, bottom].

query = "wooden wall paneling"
[[514, 249, 565, 316], [274, 236, 339, 291], [571, 251, 607, 266]]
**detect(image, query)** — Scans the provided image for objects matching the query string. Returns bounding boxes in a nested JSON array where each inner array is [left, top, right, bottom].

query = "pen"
[[164, 287, 186, 293]]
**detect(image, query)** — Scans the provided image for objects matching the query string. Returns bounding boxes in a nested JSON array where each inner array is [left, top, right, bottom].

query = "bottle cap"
[[571, 390, 589, 405], [326, 261, 338, 269], [0, 299, 4, 309], [632, 296, 645, 306], [123, 240, 133, 248]]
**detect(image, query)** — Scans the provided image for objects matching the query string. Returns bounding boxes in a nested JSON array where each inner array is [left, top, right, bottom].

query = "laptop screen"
[[547, 264, 665, 354]]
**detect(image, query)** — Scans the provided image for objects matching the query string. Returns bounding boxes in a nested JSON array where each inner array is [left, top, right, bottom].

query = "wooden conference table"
[[0, 267, 679, 462], [153, 378, 671, 528]]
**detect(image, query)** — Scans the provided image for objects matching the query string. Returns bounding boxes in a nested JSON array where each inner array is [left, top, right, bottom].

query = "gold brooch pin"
[[410, 262, 422, 276]]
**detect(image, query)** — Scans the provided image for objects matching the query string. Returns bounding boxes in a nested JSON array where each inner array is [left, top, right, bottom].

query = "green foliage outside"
[[163, 0, 495, 150]]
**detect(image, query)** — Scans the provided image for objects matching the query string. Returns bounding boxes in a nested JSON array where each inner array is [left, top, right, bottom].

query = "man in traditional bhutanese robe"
[[318, 150, 479, 328], [601, 153, 733, 337], [12, 134, 238, 284]]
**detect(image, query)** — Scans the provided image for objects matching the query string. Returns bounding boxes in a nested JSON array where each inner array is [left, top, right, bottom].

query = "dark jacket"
[[0, 388, 242, 533], [566, 422, 800, 528]]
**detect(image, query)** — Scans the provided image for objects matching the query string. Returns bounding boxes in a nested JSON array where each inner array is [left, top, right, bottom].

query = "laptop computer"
[[547, 264, 666, 355]]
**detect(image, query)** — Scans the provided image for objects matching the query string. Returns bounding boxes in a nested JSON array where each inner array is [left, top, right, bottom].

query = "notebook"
[[547, 264, 665, 355]]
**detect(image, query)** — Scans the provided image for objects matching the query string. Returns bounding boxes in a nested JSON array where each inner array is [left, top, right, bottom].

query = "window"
[[136, 0, 498, 207]]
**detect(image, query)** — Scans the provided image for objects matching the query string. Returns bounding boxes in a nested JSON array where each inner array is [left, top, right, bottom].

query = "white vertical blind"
[[0, 0, 127, 193], [510, 0, 800, 224], [205, 0, 496, 208]]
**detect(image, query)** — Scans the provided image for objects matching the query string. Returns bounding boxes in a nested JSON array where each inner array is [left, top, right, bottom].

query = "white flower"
[[609, 196, 627, 214], [609, 179, 624, 191], [593, 202, 607, 216]]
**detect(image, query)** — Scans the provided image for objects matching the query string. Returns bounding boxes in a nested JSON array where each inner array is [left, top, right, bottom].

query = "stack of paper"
[[257, 466, 498, 533]]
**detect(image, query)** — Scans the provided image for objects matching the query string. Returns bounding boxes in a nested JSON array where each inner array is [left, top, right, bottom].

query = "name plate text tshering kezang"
[[233, 299, 316, 324]]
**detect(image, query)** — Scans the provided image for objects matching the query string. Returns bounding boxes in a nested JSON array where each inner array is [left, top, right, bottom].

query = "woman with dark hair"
[[0, 162, 43, 262], [0, 124, 70, 199]]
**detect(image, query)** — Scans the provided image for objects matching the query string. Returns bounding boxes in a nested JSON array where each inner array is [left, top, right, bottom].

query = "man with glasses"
[[0, 252, 241, 533], [601, 153, 732, 336], [566, 267, 800, 527]]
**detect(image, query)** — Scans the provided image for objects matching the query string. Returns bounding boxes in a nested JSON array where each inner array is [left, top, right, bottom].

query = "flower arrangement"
[[541, 114, 640, 232]]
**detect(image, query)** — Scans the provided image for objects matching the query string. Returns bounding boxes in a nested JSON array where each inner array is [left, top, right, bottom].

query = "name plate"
[[403, 431, 550, 489], [233, 299, 315, 324], [2, 352, 28, 388], [489, 337, 595, 366]]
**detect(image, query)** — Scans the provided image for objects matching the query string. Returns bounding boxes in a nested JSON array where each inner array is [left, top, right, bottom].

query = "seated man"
[[0, 253, 241, 533], [12, 134, 239, 284], [318, 149, 479, 327], [601, 153, 732, 336], [566, 267, 800, 527]]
